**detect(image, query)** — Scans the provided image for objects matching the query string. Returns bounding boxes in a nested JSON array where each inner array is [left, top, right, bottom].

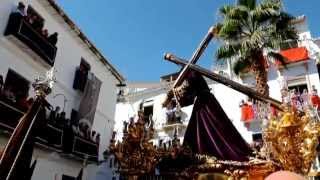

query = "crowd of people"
[[240, 86, 320, 129], [281, 87, 320, 111], [0, 74, 99, 152], [48, 106, 100, 145], [72, 118, 101, 144], [11, 2, 58, 46], [0, 72, 100, 150]]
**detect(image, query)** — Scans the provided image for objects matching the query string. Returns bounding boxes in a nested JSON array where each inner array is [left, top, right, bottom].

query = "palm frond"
[[233, 58, 251, 75], [253, 3, 280, 24], [250, 28, 266, 48], [219, 5, 233, 16], [216, 43, 241, 60], [274, 12, 296, 31], [267, 51, 288, 68], [260, 0, 281, 11], [218, 19, 242, 39], [264, 35, 282, 49], [238, 0, 256, 10], [273, 13, 298, 41], [240, 39, 256, 52], [227, 5, 249, 20]]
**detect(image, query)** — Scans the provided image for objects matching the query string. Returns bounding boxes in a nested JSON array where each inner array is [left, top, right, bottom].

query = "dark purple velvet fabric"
[[180, 71, 252, 161]]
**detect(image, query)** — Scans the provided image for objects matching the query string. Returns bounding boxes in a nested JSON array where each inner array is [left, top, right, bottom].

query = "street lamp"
[[116, 83, 126, 102]]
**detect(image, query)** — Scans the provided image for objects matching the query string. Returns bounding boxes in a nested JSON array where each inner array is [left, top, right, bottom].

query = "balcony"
[[4, 13, 57, 66], [0, 96, 98, 162], [276, 47, 309, 66]]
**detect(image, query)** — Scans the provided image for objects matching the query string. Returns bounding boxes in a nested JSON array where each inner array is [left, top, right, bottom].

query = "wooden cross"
[[164, 26, 283, 110], [171, 26, 217, 88]]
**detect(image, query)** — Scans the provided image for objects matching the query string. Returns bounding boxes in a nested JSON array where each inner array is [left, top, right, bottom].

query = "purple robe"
[[177, 71, 252, 161]]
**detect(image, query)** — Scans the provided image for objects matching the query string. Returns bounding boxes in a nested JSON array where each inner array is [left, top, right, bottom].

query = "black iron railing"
[[0, 99, 98, 161], [4, 13, 57, 66]]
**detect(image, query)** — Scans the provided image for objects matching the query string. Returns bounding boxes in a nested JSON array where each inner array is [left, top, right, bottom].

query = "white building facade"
[[0, 0, 124, 179]]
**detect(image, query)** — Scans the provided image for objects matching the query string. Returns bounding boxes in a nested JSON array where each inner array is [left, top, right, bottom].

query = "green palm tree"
[[215, 0, 297, 96]]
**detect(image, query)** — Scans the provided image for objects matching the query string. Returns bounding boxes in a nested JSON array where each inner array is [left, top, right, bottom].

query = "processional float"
[[109, 26, 320, 179]]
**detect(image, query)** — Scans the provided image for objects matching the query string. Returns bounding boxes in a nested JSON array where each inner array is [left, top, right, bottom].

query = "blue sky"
[[57, 0, 320, 82]]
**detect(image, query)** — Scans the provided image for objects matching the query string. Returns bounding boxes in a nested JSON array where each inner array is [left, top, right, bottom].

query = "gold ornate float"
[[264, 104, 320, 174], [109, 103, 320, 179]]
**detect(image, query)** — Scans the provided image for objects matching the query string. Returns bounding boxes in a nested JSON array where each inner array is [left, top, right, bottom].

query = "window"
[[3, 69, 30, 104], [80, 58, 91, 71], [252, 133, 263, 151], [143, 105, 153, 124], [252, 133, 262, 141], [73, 58, 90, 92], [62, 175, 75, 180], [288, 84, 308, 94]]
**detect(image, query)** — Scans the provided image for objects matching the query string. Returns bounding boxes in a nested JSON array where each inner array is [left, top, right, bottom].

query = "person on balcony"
[[73, 64, 89, 91], [4, 2, 26, 35], [48, 32, 58, 46], [41, 29, 49, 38], [31, 16, 44, 32], [26, 14, 44, 33], [311, 89, 320, 111], [240, 100, 254, 129], [56, 111, 66, 128], [26, 15, 36, 25], [3, 85, 16, 103], [89, 131, 100, 144], [49, 106, 60, 125], [281, 88, 291, 105], [78, 119, 91, 139], [14, 2, 26, 17], [300, 89, 310, 108], [165, 99, 176, 124], [290, 89, 303, 111], [165, 98, 183, 124]]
